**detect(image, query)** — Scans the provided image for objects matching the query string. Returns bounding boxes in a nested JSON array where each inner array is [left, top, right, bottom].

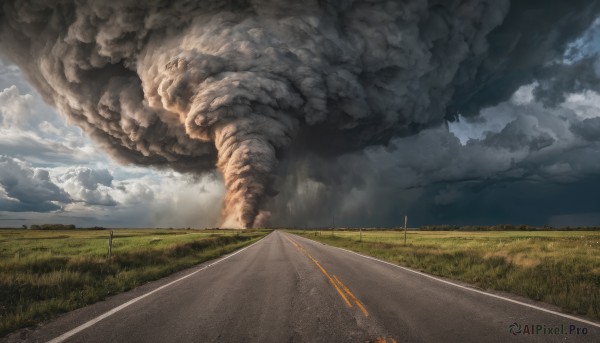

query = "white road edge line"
[[290, 233, 600, 329], [47, 234, 268, 343]]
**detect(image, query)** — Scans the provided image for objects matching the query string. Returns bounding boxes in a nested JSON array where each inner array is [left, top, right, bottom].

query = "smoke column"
[[1, 0, 598, 228]]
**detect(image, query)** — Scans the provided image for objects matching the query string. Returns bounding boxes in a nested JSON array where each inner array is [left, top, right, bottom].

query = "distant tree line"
[[13, 224, 112, 230], [27, 224, 76, 230], [419, 224, 600, 231]]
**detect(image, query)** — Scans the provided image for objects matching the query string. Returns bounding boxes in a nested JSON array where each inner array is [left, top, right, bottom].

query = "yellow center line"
[[285, 236, 353, 308], [284, 235, 396, 340], [332, 275, 369, 317]]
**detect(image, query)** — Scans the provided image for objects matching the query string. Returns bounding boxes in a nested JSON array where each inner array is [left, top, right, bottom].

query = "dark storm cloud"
[[571, 117, 600, 141], [412, 176, 600, 227], [448, 1, 600, 118], [481, 116, 556, 152], [267, 96, 600, 227], [532, 57, 600, 107], [1, 0, 599, 227]]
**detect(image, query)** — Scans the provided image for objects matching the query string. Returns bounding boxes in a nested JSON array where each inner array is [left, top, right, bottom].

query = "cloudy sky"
[[1, 2, 600, 228], [0, 58, 226, 227]]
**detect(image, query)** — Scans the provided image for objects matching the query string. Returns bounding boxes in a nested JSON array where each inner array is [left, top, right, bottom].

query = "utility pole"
[[404, 215, 408, 246]]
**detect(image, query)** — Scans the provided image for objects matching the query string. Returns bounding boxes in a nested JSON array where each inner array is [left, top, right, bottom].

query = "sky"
[[0, 58, 225, 227], [1, 2, 600, 228]]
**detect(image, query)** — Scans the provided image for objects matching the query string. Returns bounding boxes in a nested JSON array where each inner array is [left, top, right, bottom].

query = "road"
[[4, 231, 598, 343]]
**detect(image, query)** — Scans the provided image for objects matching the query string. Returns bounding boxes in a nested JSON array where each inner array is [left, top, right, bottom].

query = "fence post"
[[404, 216, 408, 246], [360, 228, 362, 242], [108, 230, 114, 259]]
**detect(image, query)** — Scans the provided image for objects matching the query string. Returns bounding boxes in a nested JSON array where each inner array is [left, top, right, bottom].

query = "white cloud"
[[55, 167, 117, 206], [0, 156, 70, 212], [29, 171, 226, 228], [0, 86, 36, 129], [0, 58, 29, 91], [0, 65, 103, 168], [109, 172, 225, 228], [561, 90, 600, 119]]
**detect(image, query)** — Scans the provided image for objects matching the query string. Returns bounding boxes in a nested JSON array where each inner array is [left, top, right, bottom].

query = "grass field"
[[0, 228, 269, 337], [290, 229, 600, 320]]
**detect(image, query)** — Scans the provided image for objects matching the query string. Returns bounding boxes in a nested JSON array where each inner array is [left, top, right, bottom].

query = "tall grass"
[[0, 229, 269, 337], [290, 230, 600, 320]]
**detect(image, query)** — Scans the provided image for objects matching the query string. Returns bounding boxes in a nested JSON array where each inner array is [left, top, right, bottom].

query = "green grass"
[[289, 229, 600, 320], [0, 228, 269, 337]]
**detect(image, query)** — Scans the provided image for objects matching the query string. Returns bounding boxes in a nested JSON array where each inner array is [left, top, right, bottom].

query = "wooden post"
[[404, 216, 408, 246], [108, 230, 114, 259], [359, 228, 362, 242]]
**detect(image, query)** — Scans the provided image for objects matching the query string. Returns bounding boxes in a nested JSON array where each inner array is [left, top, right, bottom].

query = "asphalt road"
[[4, 231, 598, 343]]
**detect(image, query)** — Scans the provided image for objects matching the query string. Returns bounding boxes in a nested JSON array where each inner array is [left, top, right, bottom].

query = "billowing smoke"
[[1, 1, 598, 228]]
